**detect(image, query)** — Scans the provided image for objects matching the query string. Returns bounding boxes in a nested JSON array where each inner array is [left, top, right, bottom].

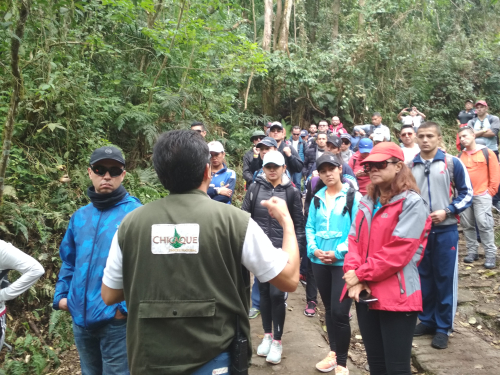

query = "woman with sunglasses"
[[342, 142, 431, 375], [306, 152, 362, 374]]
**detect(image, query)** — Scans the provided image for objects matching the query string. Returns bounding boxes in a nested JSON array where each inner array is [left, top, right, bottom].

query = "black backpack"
[[247, 182, 295, 219]]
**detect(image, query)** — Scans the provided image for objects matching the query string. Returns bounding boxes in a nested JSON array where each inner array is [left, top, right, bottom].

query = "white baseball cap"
[[208, 141, 224, 153], [263, 150, 285, 167]]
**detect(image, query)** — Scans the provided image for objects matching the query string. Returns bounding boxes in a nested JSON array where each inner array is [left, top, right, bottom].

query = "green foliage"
[[1, 0, 500, 370]]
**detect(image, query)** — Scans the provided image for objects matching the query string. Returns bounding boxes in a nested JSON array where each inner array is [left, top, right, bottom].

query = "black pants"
[[356, 304, 418, 375], [312, 263, 352, 367], [259, 282, 286, 340], [300, 256, 318, 303]]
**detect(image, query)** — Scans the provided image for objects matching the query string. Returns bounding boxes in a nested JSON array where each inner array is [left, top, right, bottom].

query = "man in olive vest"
[[101, 129, 300, 374]]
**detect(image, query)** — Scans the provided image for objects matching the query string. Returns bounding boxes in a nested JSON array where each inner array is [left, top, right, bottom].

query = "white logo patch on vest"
[[151, 224, 200, 254]]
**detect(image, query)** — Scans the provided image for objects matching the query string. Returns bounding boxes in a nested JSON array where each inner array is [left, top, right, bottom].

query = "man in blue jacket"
[[53, 146, 142, 375], [207, 141, 236, 204], [289, 126, 306, 190], [410, 122, 473, 350]]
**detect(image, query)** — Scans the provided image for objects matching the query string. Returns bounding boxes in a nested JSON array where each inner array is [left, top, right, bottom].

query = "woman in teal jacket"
[[306, 152, 362, 374]]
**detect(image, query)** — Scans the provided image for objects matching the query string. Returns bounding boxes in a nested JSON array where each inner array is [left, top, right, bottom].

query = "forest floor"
[[2, 214, 500, 375]]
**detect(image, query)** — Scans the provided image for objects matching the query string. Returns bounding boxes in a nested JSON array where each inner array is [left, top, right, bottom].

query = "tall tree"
[[0, 0, 30, 206], [277, 0, 294, 51], [332, 0, 341, 39]]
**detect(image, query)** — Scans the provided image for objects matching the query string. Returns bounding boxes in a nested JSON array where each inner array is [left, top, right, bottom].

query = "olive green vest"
[[118, 189, 251, 374]]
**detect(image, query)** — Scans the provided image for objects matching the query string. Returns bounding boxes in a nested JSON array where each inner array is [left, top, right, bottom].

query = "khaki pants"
[[460, 194, 497, 259]]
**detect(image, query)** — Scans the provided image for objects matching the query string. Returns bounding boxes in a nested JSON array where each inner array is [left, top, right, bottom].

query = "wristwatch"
[[444, 207, 452, 217]]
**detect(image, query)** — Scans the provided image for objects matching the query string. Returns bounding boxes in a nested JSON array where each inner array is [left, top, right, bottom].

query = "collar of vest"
[[170, 188, 210, 198]]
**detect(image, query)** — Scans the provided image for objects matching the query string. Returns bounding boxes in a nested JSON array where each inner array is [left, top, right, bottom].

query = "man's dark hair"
[[418, 121, 442, 136], [458, 126, 474, 135], [372, 112, 382, 118], [153, 130, 209, 193], [400, 125, 415, 133], [191, 121, 206, 131], [292, 126, 301, 131], [317, 131, 328, 138]]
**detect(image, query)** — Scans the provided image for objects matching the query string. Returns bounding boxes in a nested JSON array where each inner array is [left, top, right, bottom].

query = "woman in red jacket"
[[342, 142, 431, 375]]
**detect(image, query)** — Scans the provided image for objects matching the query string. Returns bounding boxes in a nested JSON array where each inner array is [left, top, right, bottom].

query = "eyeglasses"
[[363, 161, 399, 173], [292, 133, 301, 136], [401, 132, 414, 137], [252, 136, 264, 142], [90, 165, 124, 177]]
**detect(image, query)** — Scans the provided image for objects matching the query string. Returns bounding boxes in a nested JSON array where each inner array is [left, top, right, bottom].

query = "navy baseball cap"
[[89, 146, 125, 166], [256, 137, 278, 148], [316, 152, 341, 170], [358, 138, 374, 153], [300, 130, 308, 137]]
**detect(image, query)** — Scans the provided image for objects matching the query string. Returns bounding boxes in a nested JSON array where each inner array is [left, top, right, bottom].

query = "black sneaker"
[[413, 323, 436, 337], [463, 254, 479, 263], [431, 332, 449, 349]]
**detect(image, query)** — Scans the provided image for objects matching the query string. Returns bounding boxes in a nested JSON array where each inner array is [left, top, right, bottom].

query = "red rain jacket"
[[342, 190, 432, 312]]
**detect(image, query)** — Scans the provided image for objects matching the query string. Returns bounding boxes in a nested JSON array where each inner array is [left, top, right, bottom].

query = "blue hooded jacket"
[[288, 135, 305, 161], [306, 183, 362, 266], [53, 193, 142, 329], [207, 164, 236, 204]]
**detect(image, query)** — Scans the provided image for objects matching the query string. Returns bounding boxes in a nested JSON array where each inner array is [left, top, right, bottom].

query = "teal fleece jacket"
[[306, 183, 362, 266]]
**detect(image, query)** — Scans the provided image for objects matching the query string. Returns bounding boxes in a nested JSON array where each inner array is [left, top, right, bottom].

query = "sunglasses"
[[292, 133, 301, 136], [90, 165, 124, 177], [342, 139, 350, 145], [363, 161, 399, 173], [401, 132, 414, 137]]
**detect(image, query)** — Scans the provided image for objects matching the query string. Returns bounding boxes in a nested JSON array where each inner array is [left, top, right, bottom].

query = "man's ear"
[[203, 164, 211, 181]]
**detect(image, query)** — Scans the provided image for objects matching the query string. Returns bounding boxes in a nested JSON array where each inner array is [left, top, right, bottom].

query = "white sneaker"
[[257, 334, 273, 357], [266, 340, 282, 364]]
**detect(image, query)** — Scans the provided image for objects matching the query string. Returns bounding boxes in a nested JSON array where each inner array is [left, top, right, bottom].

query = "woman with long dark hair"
[[342, 142, 431, 375], [306, 152, 362, 374]]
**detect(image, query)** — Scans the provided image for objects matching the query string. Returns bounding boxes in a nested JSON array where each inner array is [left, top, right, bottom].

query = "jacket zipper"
[[426, 171, 433, 212], [84, 210, 103, 328], [396, 272, 405, 294], [356, 216, 365, 243]]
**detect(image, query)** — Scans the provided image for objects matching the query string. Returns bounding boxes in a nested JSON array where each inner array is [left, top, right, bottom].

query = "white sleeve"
[[0, 240, 44, 302], [241, 219, 289, 283], [383, 125, 391, 141], [102, 233, 124, 289]]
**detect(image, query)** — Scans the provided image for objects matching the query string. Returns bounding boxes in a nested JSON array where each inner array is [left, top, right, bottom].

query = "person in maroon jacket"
[[342, 142, 432, 375]]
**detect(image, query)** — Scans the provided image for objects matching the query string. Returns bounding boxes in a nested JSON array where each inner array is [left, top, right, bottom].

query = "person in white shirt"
[[400, 125, 421, 164], [398, 107, 426, 130], [0, 241, 44, 348]]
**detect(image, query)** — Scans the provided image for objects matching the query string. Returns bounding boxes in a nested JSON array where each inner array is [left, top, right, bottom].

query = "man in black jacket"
[[243, 130, 266, 186], [268, 122, 304, 174], [302, 132, 328, 178]]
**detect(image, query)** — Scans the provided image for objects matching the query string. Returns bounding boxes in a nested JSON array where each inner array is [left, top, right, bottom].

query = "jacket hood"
[[314, 183, 351, 204], [256, 172, 292, 189], [412, 148, 446, 165], [352, 151, 368, 161]]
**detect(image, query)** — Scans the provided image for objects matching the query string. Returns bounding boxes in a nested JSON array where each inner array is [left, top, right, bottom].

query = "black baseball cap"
[[326, 135, 342, 149], [316, 152, 341, 170], [256, 137, 278, 148], [89, 146, 126, 166]]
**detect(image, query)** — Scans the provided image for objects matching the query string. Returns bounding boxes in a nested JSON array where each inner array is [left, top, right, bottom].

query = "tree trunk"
[[308, 0, 319, 44], [273, 0, 283, 50], [332, 0, 340, 39], [262, 0, 273, 51], [358, 0, 365, 30], [0, 0, 30, 207], [277, 0, 293, 51]]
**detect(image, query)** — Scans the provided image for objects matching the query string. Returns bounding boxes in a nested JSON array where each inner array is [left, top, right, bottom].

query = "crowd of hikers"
[[1, 100, 499, 375]]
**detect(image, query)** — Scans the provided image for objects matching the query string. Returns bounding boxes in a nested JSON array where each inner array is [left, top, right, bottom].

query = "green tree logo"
[[171, 228, 183, 249]]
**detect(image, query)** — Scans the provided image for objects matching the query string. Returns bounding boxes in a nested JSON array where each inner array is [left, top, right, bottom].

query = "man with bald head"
[[330, 116, 347, 137]]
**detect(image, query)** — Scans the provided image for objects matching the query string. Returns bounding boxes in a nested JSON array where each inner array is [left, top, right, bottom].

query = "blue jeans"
[[251, 276, 260, 309], [72, 319, 129, 375], [292, 172, 303, 191], [191, 351, 230, 374]]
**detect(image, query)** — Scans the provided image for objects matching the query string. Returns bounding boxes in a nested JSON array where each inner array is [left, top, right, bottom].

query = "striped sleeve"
[[448, 157, 473, 214]]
